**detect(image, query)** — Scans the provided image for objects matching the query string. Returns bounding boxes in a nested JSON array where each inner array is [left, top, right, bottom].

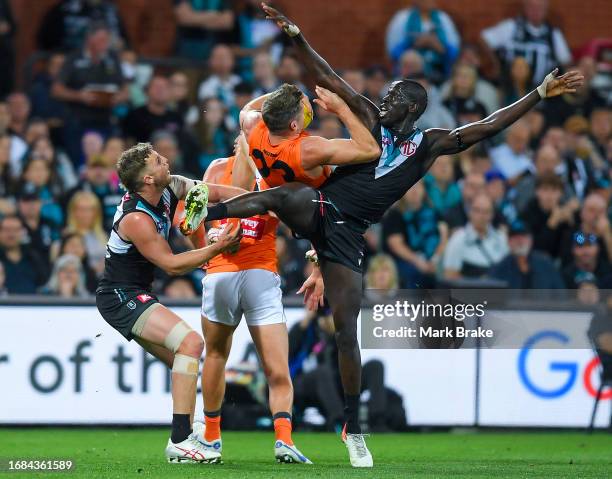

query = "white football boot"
[[165, 433, 221, 464], [192, 420, 223, 456], [274, 440, 313, 464], [342, 424, 373, 468]]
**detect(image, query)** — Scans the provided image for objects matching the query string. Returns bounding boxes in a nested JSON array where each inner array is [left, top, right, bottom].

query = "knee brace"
[[172, 353, 199, 376], [164, 321, 192, 353]]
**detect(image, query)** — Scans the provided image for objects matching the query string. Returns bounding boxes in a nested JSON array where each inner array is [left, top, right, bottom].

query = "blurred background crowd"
[[0, 0, 611, 302]]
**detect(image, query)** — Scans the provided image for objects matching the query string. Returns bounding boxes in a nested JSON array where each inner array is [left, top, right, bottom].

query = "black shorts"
[[96, 287, 160, 340], [308, 191, 366, 274]]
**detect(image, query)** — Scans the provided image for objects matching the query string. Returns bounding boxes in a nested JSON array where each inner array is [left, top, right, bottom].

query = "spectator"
[[364, 254, 400, 302], [174, 0, 234, 60], [39, 254, 89, 298], [17, 186, 60, 267], [560, 193, 612, 266], [101, 135, 125, 169], [28, 136, 78, 195], [52, 22, 128, 164], [23, 118, 51, 147], [442, 64, 488, 123], [65, 155, 123, 231], [28, 53, 67, 128], [443, 194, 509, 279], [0, 101, 27, 181], [562, 232, 612, 288], [442, 45, 500, 113], [502, 56, 532, 104], [0, 133, 14, 201], [488, 120, 534, 183], [489, 220, 564, 288], [276, 54, 308, 94], [485, 169, 516, 225], [6, 92, 31, 139], [123, 75, 184, 143], [194, 97, 233, 171], [444, 172, 486, 230], [197, 44, 242, 108], [386, 0, 460, 83], [252, 52, 280, 97], [229, 81, 255, 129], [481, 0, 571, 87], [168, 71, 198, 126], [521, 174, 577, 259], [163, 276, 197, 299], [0, 0, 15, 98], [513, 144, 569, 213], [17, 157, 63, 227], [37, 0, 126, 52], [228, 0, 283, 80], [364, 66, 389, 105], [589, 108, 611, 160], [52, 232, 98, 293], [382, 181, 447, 288], [559, 116, 599, 201], [424, 155, 461, 216], [0, 215, 48, 294], [342, 70, 367, 97], [65, 191, 108, 274]]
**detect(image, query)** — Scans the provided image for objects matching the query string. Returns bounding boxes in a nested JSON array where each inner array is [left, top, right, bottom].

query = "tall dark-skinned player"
[[199, 3, 584, 468]]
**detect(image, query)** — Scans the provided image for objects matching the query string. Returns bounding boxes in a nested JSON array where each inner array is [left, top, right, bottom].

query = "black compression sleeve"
[[206, 203, 228, 221]]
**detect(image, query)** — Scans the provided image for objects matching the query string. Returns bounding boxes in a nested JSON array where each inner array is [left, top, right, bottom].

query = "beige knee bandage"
[[172, 353, 199, 376], [164, 321, 192, 353], [131, 303, 162, 337]]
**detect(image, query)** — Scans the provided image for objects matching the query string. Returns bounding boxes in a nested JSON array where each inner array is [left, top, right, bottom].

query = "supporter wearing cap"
[[562, 231, 612, 288], [489, 219, 564, 288]]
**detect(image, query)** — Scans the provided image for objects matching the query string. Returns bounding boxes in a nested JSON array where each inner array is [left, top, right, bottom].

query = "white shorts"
[[201, 269, 286, 327]]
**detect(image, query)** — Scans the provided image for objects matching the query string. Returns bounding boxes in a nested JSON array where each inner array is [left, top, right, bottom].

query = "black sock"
[[204, 409, 221, 418], [206, 203, 228, 221], [171, 413, 191, 443], [344, 394, 361, 434]]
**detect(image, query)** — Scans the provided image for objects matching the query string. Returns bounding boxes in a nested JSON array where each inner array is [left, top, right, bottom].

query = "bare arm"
[[426, 70, 584, 165], [231, 132, 258, 190], [119, 212, 240, 275], [262, 3, 379, 129], [171, 174, 246, 202], [301, 86, 380, 168]]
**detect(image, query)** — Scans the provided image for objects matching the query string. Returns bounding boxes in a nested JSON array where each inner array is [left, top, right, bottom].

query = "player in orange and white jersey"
[[192, 133, 312, 465]]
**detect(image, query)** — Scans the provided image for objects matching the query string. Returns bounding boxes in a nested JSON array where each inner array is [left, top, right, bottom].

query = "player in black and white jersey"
[[96, 142, 243, 464], [200, 4, 584, 468]]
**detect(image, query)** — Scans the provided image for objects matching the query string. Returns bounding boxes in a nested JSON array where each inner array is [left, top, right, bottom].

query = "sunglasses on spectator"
[[573, 232, 598, 246]]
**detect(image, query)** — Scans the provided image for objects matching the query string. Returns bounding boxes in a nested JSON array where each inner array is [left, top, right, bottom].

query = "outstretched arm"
[[301, 86, 381, 167], [263, 3, 380, 129], [426, 69, 584, 166]]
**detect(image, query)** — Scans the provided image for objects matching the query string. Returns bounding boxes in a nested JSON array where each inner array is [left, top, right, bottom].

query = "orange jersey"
[[206, 156, 279, 274], [248, 119, 331, 188]]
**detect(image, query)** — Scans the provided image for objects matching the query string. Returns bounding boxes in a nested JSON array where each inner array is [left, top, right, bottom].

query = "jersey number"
[[252, 149, 295, 182]]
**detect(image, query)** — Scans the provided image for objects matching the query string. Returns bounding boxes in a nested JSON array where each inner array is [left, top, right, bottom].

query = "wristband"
[[285, 24, 300, 37], [537, 69, 557, 99]]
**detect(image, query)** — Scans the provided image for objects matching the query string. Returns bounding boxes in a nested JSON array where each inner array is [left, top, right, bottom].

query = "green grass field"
[[1, 429, 611, 478]]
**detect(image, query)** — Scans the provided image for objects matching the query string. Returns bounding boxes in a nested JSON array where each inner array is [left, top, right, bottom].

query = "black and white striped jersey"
[[97, 187, 179, 291]]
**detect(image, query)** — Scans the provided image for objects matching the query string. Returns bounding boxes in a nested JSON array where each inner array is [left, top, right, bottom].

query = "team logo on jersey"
[[127, 300, 137, 310], [399, 140, 417, 157], [136, 294, 153, 303]]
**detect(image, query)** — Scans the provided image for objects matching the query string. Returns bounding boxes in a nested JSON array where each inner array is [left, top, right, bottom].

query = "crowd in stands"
[[0, 0, 611, 300]]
